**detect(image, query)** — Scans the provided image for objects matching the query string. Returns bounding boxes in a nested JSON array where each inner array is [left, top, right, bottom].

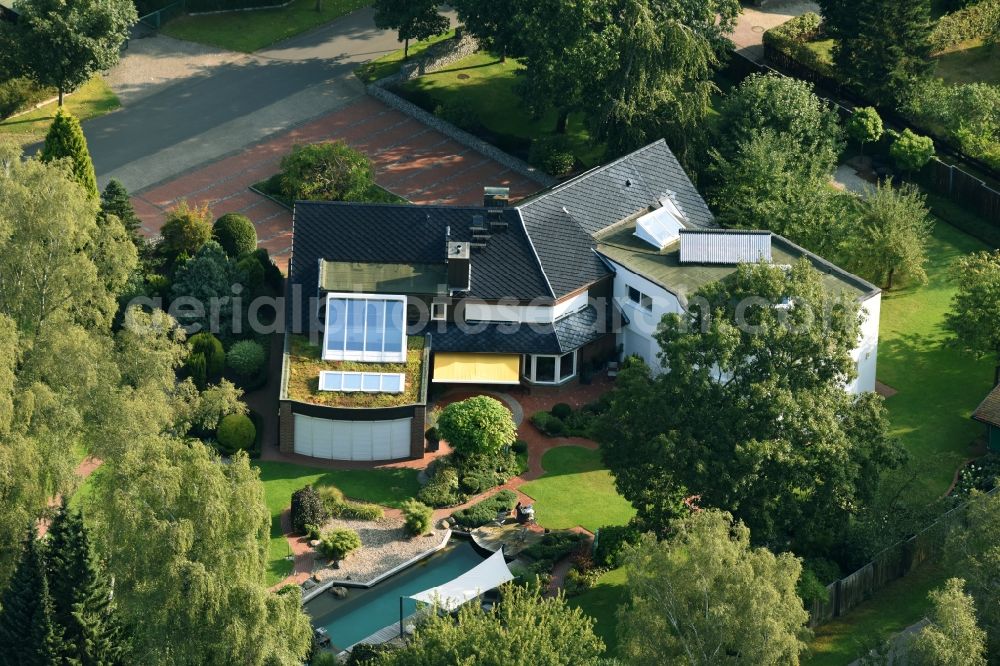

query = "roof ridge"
[[512, 208, 556, 299]]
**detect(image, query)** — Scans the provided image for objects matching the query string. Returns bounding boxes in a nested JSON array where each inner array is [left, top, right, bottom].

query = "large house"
[[279, 140, 881, 462]]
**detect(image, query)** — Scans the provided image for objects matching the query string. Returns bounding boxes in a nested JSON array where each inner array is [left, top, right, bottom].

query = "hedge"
[[930, 0, 1000, 52], [212, 212, 257, 259], [451, 490, 518, 528]]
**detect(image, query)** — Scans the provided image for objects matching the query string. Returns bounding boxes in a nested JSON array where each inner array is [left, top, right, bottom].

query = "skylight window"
[[319, 371, 405, 394], [322, 293, 406, 363], [634, 205, 685, 250]]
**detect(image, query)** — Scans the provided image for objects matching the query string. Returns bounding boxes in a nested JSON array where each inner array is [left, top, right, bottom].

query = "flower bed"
[[952, 454, 1000, 496]]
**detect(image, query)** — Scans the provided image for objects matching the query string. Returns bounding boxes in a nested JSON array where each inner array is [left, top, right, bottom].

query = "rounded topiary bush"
[[217, 413, 256, 454], [551, 403, 573, 420], [227, 340, 267, 381], [291, 485, 327, 535], [188, 332, 225, 386], [212, 213, 257, 258]]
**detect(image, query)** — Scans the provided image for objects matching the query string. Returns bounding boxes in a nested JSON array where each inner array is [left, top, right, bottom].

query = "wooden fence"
[[807, 486, 998, 626]]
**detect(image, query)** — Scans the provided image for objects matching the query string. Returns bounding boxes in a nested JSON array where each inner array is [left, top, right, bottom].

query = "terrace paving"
[[131, 96, 541, 271]]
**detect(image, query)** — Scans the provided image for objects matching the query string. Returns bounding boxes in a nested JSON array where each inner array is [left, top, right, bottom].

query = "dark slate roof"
[[289, 201, 552, 330], [973, 384, 1000, 428], [516, 139, 715, 297]]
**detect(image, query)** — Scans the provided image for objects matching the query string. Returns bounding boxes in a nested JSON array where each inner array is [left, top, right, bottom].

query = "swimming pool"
[[304, 541, 486, 652]]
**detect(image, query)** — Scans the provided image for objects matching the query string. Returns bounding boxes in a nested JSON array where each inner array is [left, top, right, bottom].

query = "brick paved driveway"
[[132, 96, 542, 270]]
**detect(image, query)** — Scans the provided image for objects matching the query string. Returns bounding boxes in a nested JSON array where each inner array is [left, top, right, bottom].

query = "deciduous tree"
[[846, 181, 933, 289], [88, 441, 313, 665], [846, 106, 884, 155], [909, 578, 987, 666], [372, 0, 449, 59], [159, 200, 213, 261], [278, 141, 375, 202], [597, 261, 904, 552], [945, 250, 1000, 374], [619, 510, 810, 665], [1, 0, 136, 104], [436, 395, 516, 456], [381, 583, 605, 665]]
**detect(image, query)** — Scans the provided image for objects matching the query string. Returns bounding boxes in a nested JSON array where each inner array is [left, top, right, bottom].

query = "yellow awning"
[[432, 353, 521, 385]]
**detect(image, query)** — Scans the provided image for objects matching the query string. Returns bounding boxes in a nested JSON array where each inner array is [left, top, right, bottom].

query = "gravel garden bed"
[[312, 515, 448, 584]]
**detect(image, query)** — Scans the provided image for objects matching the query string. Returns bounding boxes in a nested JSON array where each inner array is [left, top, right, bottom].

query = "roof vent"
[[471, 214, 490, 249], [678, 231, 772, 265], [447, 241, 471, 291]]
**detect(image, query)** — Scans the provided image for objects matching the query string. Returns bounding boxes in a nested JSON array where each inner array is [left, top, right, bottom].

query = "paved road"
[[85, 8, 453, 192]]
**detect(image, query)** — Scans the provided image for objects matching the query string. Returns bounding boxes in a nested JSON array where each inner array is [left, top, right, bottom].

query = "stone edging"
[[367, 38, 557, 189], [300, 528, 452, 604]]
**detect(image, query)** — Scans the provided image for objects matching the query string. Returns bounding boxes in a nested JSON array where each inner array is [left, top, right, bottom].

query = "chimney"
[[447, 240, 471, 292], [484, 186, 509, 231]]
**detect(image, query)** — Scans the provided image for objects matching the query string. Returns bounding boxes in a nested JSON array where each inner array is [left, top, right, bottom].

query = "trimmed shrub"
[[279, 141, 375, 202], [252, 248, 284, 292], [593, 523, 641, 568], [460, 473, 489, 495], [159, 200, 213, 260], [189, 332, 225, 383], [532, 411, 566, 437], [425, 426, 439, 442], [890, 128, 935, 172], [303, 523, 322, 540], [291, 486, 327, 535], [0, 77, 50, 120], [451, 490, 518, 528], [227, 340, 267, 381], [185, 352, 207, 391], [764, 11, 821, 45], [338, 502, 385, 521], [417, 465, 461, 507], [212, 212, 257, 258], [401, 499, 434, 536], [236, 254, 265, 291], [529, 136, 575, 176], [551, 402, 573, 420], [319, 528, 362, 561], [512, 439, 528, 455], [217, 413, 256, 454], [522, 531, 587, 568], [436, 396, 516, 456]]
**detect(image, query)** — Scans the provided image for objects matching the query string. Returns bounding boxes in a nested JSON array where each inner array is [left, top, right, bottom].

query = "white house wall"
[[293, 414, 412, 461], [463, 291, 589, 324], [848, 292, 880, 395], [609, 260, 682, 374]]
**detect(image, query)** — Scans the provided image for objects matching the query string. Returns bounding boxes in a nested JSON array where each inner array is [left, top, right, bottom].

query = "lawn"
[[877, 220, 992, 503], [519, 446, 635, 533], [805, 563, 947, 666], [397, 52, 606, 169], [161, 0, 368, 53], [355, 29, 456, 84], [569, 565, 627, 659], [0, 76, 119, 147], [254, 460, 420, 584], [934, 38, 1000, 86]]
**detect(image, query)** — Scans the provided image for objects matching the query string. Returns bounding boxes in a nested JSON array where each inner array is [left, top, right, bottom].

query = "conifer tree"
[[40, 107, 99, 199], [34, 573, 72, 666], [46, 500, 130, 665], [100, 179, 141, 241], [0, 525, 48, 665]]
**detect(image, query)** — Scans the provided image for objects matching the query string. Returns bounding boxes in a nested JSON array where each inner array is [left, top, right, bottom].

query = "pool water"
[[304, 541, 486, 651]]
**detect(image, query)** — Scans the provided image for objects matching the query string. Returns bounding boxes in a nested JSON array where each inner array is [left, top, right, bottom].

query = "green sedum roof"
[[595, 221, 877, 305], [319, 260, 447, 295]]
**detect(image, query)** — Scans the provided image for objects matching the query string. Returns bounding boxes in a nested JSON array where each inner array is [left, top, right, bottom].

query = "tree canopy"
[[619, 510, 810, 665], [435, 395, 517, 456], [278, 141, 376, 202], [40, 107, 98, 198], [1, 0, 136, 104], [596, 260, 903, 553], [380, 583, 605, 665], [372, 0, 449, 58], [909, 578, 987, 666], [945, 250, 1000, 364]]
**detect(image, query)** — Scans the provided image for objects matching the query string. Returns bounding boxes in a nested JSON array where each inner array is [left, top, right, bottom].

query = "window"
[[627, 286, 653, 312], [431, 302, 447, 321], [319, 371, 405, 393], [322, 293, 406, 362], [524, 351, 577, 385]]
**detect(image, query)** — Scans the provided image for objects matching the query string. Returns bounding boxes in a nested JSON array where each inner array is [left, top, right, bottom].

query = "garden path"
[[271, 376, 614, 589]]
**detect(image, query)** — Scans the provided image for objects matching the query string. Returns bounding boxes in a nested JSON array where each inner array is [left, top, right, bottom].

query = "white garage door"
[[293, 414, 412, 461]]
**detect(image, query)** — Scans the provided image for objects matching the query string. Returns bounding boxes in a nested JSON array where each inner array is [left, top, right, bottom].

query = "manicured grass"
[[161, 0, 368, 53], [877, 221, 992, 503], [397, 52, 606, 169], [355, 29, 456, 84], [569, 566, 627, 659], [805, 564, 947, 666], [935, 38, 1000, 86], [0, 76, 119, 147], [519, 447, 635, 533], [254, 460, 420, 584]]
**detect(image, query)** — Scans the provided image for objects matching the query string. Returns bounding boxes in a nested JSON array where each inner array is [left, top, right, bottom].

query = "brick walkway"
[[131, 96, 542, 271]]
